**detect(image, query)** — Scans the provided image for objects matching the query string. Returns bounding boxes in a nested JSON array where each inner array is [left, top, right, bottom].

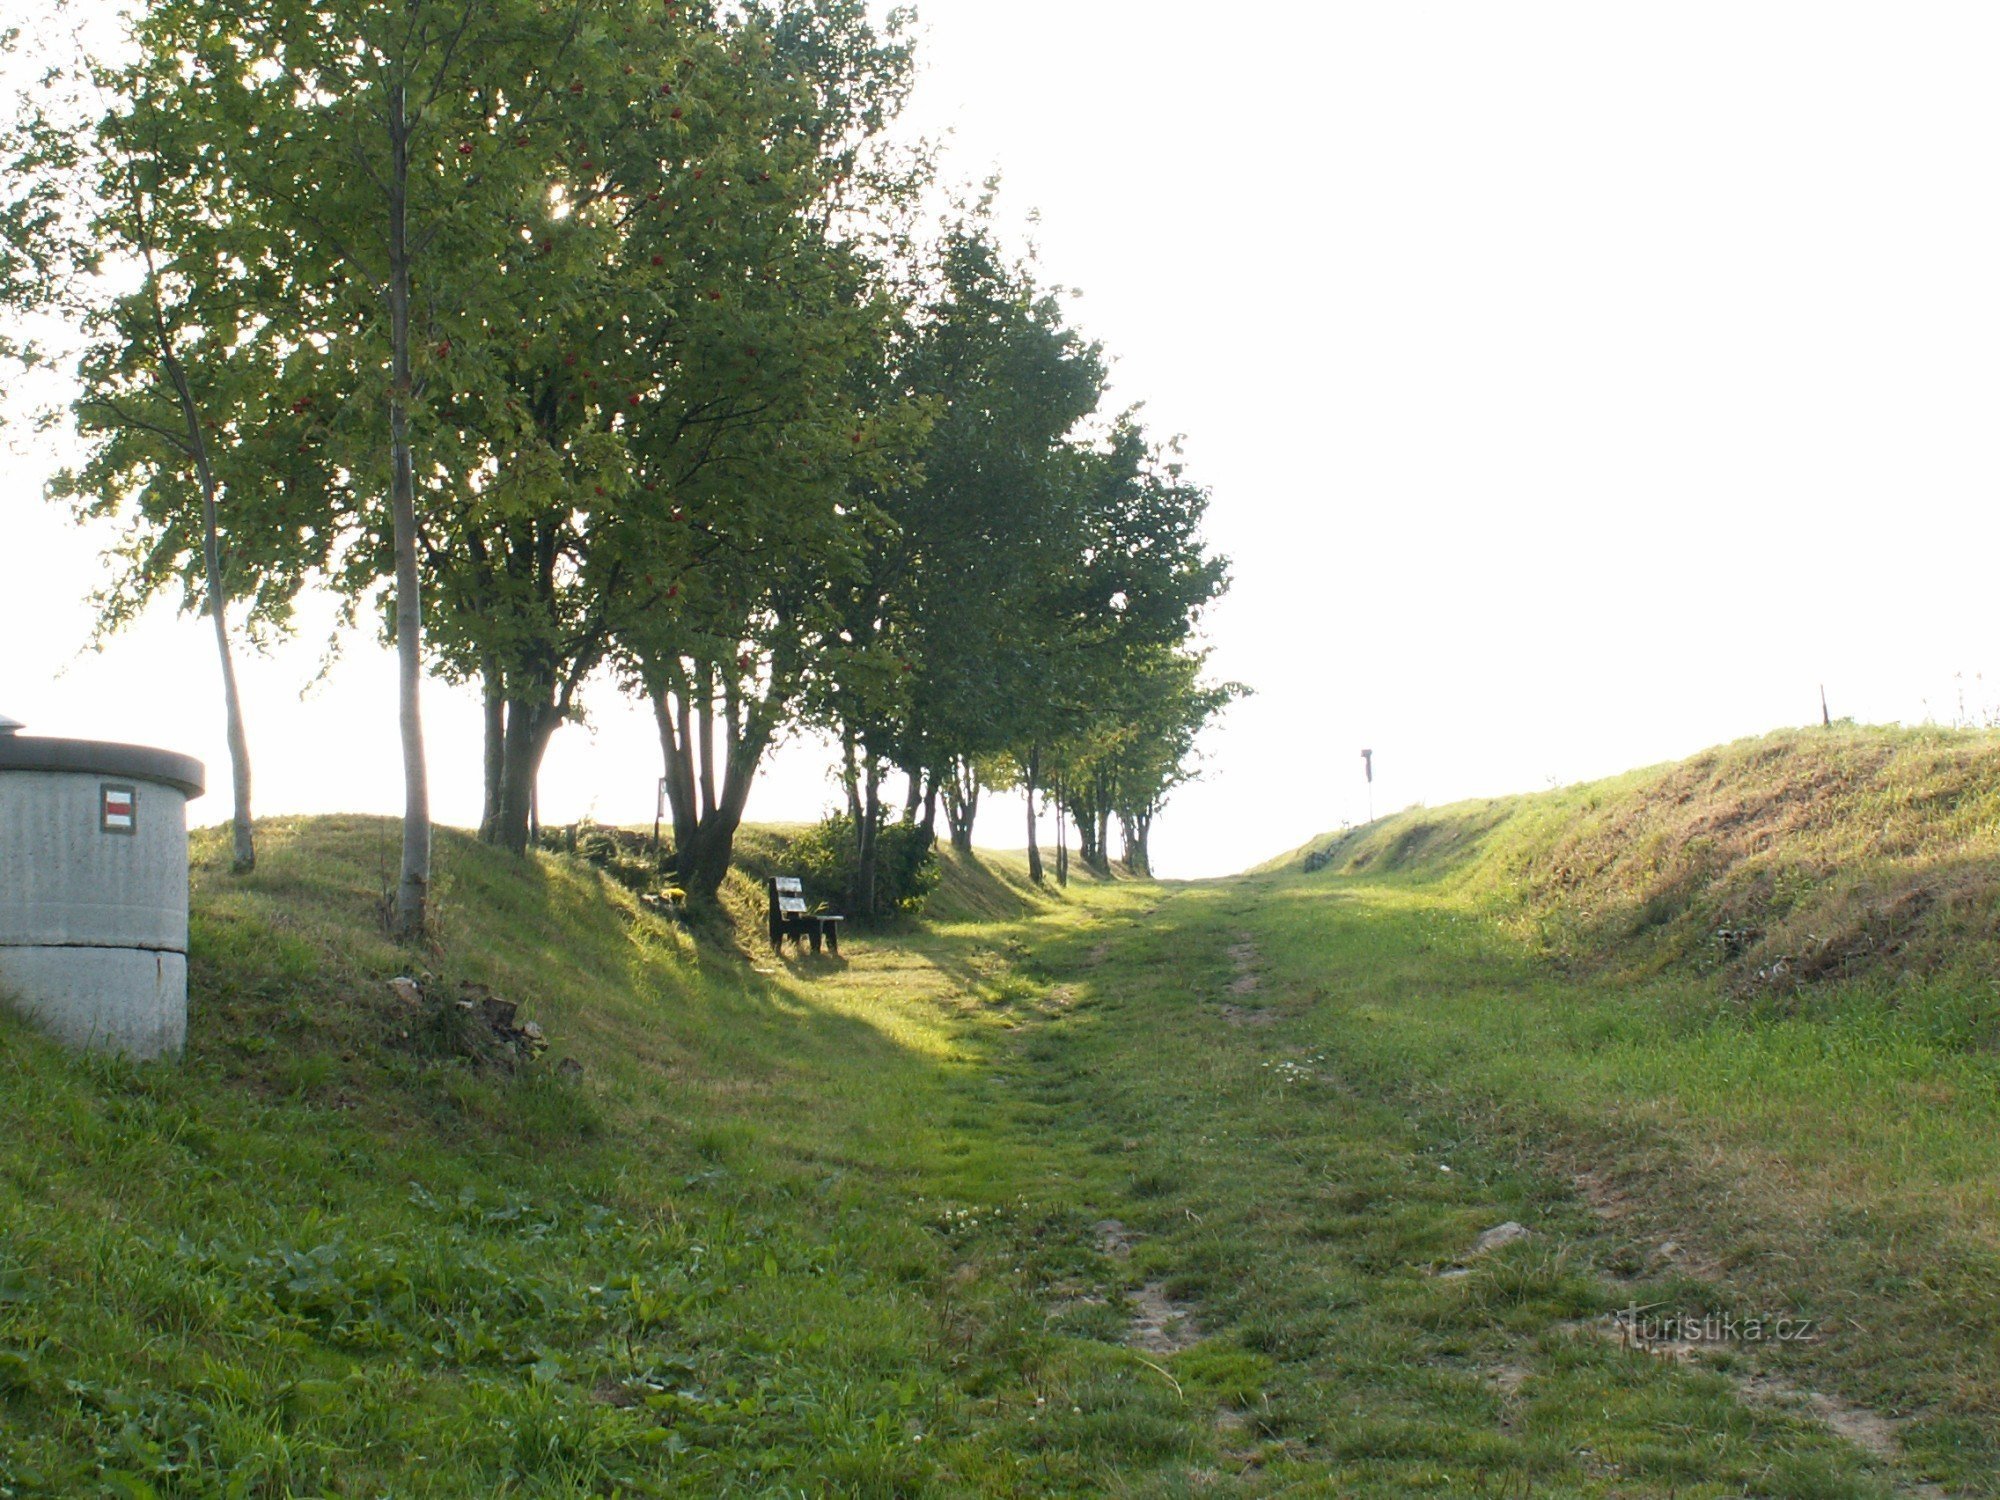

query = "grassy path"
[[898, 874, 1939, 1497]]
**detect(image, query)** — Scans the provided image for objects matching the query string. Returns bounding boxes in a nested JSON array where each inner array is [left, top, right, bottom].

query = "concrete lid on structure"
[[0, 735, 205, 798], [0, 715, 23, 736]]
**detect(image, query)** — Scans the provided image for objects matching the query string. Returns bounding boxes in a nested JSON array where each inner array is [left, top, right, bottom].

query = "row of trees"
[[2, 0, 1237, 933]]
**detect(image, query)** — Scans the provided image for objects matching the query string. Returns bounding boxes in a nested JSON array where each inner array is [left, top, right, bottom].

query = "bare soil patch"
[[1218, 935, 1278, 1021], [1735, 1373, 1952, 1495], [1128, 1280, 1200, 1354], [1571, 1166, 1726, 1280], [1219, 1003, 1278, 1028], [1095, 1218, 1136, 1259], [1225, 939, 1260, 993], [1562, 1318, 1949, 1495]]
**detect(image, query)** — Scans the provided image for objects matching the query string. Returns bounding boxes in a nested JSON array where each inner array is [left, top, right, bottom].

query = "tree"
[[73, 0, 612, 931], [7, 0, 1236, 913], [621, 347, 921, 902], [813, 205, 1233, 885], [819, 208, 1106, 880], [407, 4, 860, 855], [1073, 646, 1244, 877], [1011, 420, 1229, 882], [613, 0, 924, 903], [1, 14, 333, 873]]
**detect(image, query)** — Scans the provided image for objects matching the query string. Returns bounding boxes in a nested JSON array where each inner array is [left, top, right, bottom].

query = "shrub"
[[788, 815, 941, 922], [537, 821, 672, 896]]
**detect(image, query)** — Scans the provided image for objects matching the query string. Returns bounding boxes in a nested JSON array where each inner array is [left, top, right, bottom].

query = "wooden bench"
[[767, 875, 845, 955]]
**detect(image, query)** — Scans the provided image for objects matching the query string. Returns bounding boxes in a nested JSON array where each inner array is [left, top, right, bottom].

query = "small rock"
[[388, 976, 422, 1007], [556, 1057, 584, 1081], [1474, 1221, 1532, 1254]]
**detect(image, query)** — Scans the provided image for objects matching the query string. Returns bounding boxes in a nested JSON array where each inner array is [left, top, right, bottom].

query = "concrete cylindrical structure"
[[0, 722, 205, 1058]]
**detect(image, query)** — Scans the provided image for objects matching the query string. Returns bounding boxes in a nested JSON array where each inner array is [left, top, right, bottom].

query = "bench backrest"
[[771, 874, 809, 916]]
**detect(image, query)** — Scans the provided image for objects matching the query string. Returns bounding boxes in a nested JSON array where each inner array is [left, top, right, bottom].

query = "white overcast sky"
[[7, 2, 2000, 875]]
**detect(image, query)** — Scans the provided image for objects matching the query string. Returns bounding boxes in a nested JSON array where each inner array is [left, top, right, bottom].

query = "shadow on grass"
[[183, 817, 961, 1153]]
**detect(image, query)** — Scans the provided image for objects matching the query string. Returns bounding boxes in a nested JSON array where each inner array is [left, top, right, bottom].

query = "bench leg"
[[827, 924, 839, 956], [810, 924, 823, 956]]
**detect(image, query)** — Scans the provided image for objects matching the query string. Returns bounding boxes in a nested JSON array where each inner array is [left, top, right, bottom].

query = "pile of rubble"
[[387, 975, 556, 1069]]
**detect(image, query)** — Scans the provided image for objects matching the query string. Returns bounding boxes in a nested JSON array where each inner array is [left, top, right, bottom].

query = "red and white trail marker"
[[100, 784, 135, 833]]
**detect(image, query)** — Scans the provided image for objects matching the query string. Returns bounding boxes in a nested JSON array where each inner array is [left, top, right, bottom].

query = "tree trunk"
[[680, 734, 761, 902], [945, 756, 978, 854], [920, 771, 940, 846], [653, 667, 780, 904], [210, 585, 256, 874], [183, 383, 254, 876], [654, 690, 700, 854], [1120, 809, 1153, 877], [681, 821, 741, 905], [856, 751, 883, 917], [1068, 784, 1097, 871], [840, 726, 863, 825], [138, 187, 255, 874], [1024, 745, 1043, 885], [1093, 773, 1113, 877], [479, 666, 504, 839], [490, 698, 559, 855], [839, 731, 882, 916], [1055, 773, 1068, 888], [387, 80, 430, 940], [697, 663, 719, 823]]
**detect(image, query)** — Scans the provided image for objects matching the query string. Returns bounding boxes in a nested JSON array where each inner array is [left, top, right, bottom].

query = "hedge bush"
[[788, 815, 940, 922]]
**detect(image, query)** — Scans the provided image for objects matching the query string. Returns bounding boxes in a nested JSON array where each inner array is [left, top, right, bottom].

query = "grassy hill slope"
[[1234, 725, 2000, 1493], [0, 818, 1103, 1496], [1265, 724, 2000, 993]]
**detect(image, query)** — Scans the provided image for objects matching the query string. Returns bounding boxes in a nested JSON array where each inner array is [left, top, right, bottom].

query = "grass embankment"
[[0, 816, 1108, 1496], [1270, 723, 2000, 992], [1, 726, 1992, 1496], [1248, 724, 2000, 1493]]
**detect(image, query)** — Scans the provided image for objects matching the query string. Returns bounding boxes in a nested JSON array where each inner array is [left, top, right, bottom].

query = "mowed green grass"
[[1221, 867, 2000, 1494], [0, 811, 1973, 1495], [935, 878, 1924, 1499], [0, 818, 996, 1496], [0, 818, 1187, 1497]]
